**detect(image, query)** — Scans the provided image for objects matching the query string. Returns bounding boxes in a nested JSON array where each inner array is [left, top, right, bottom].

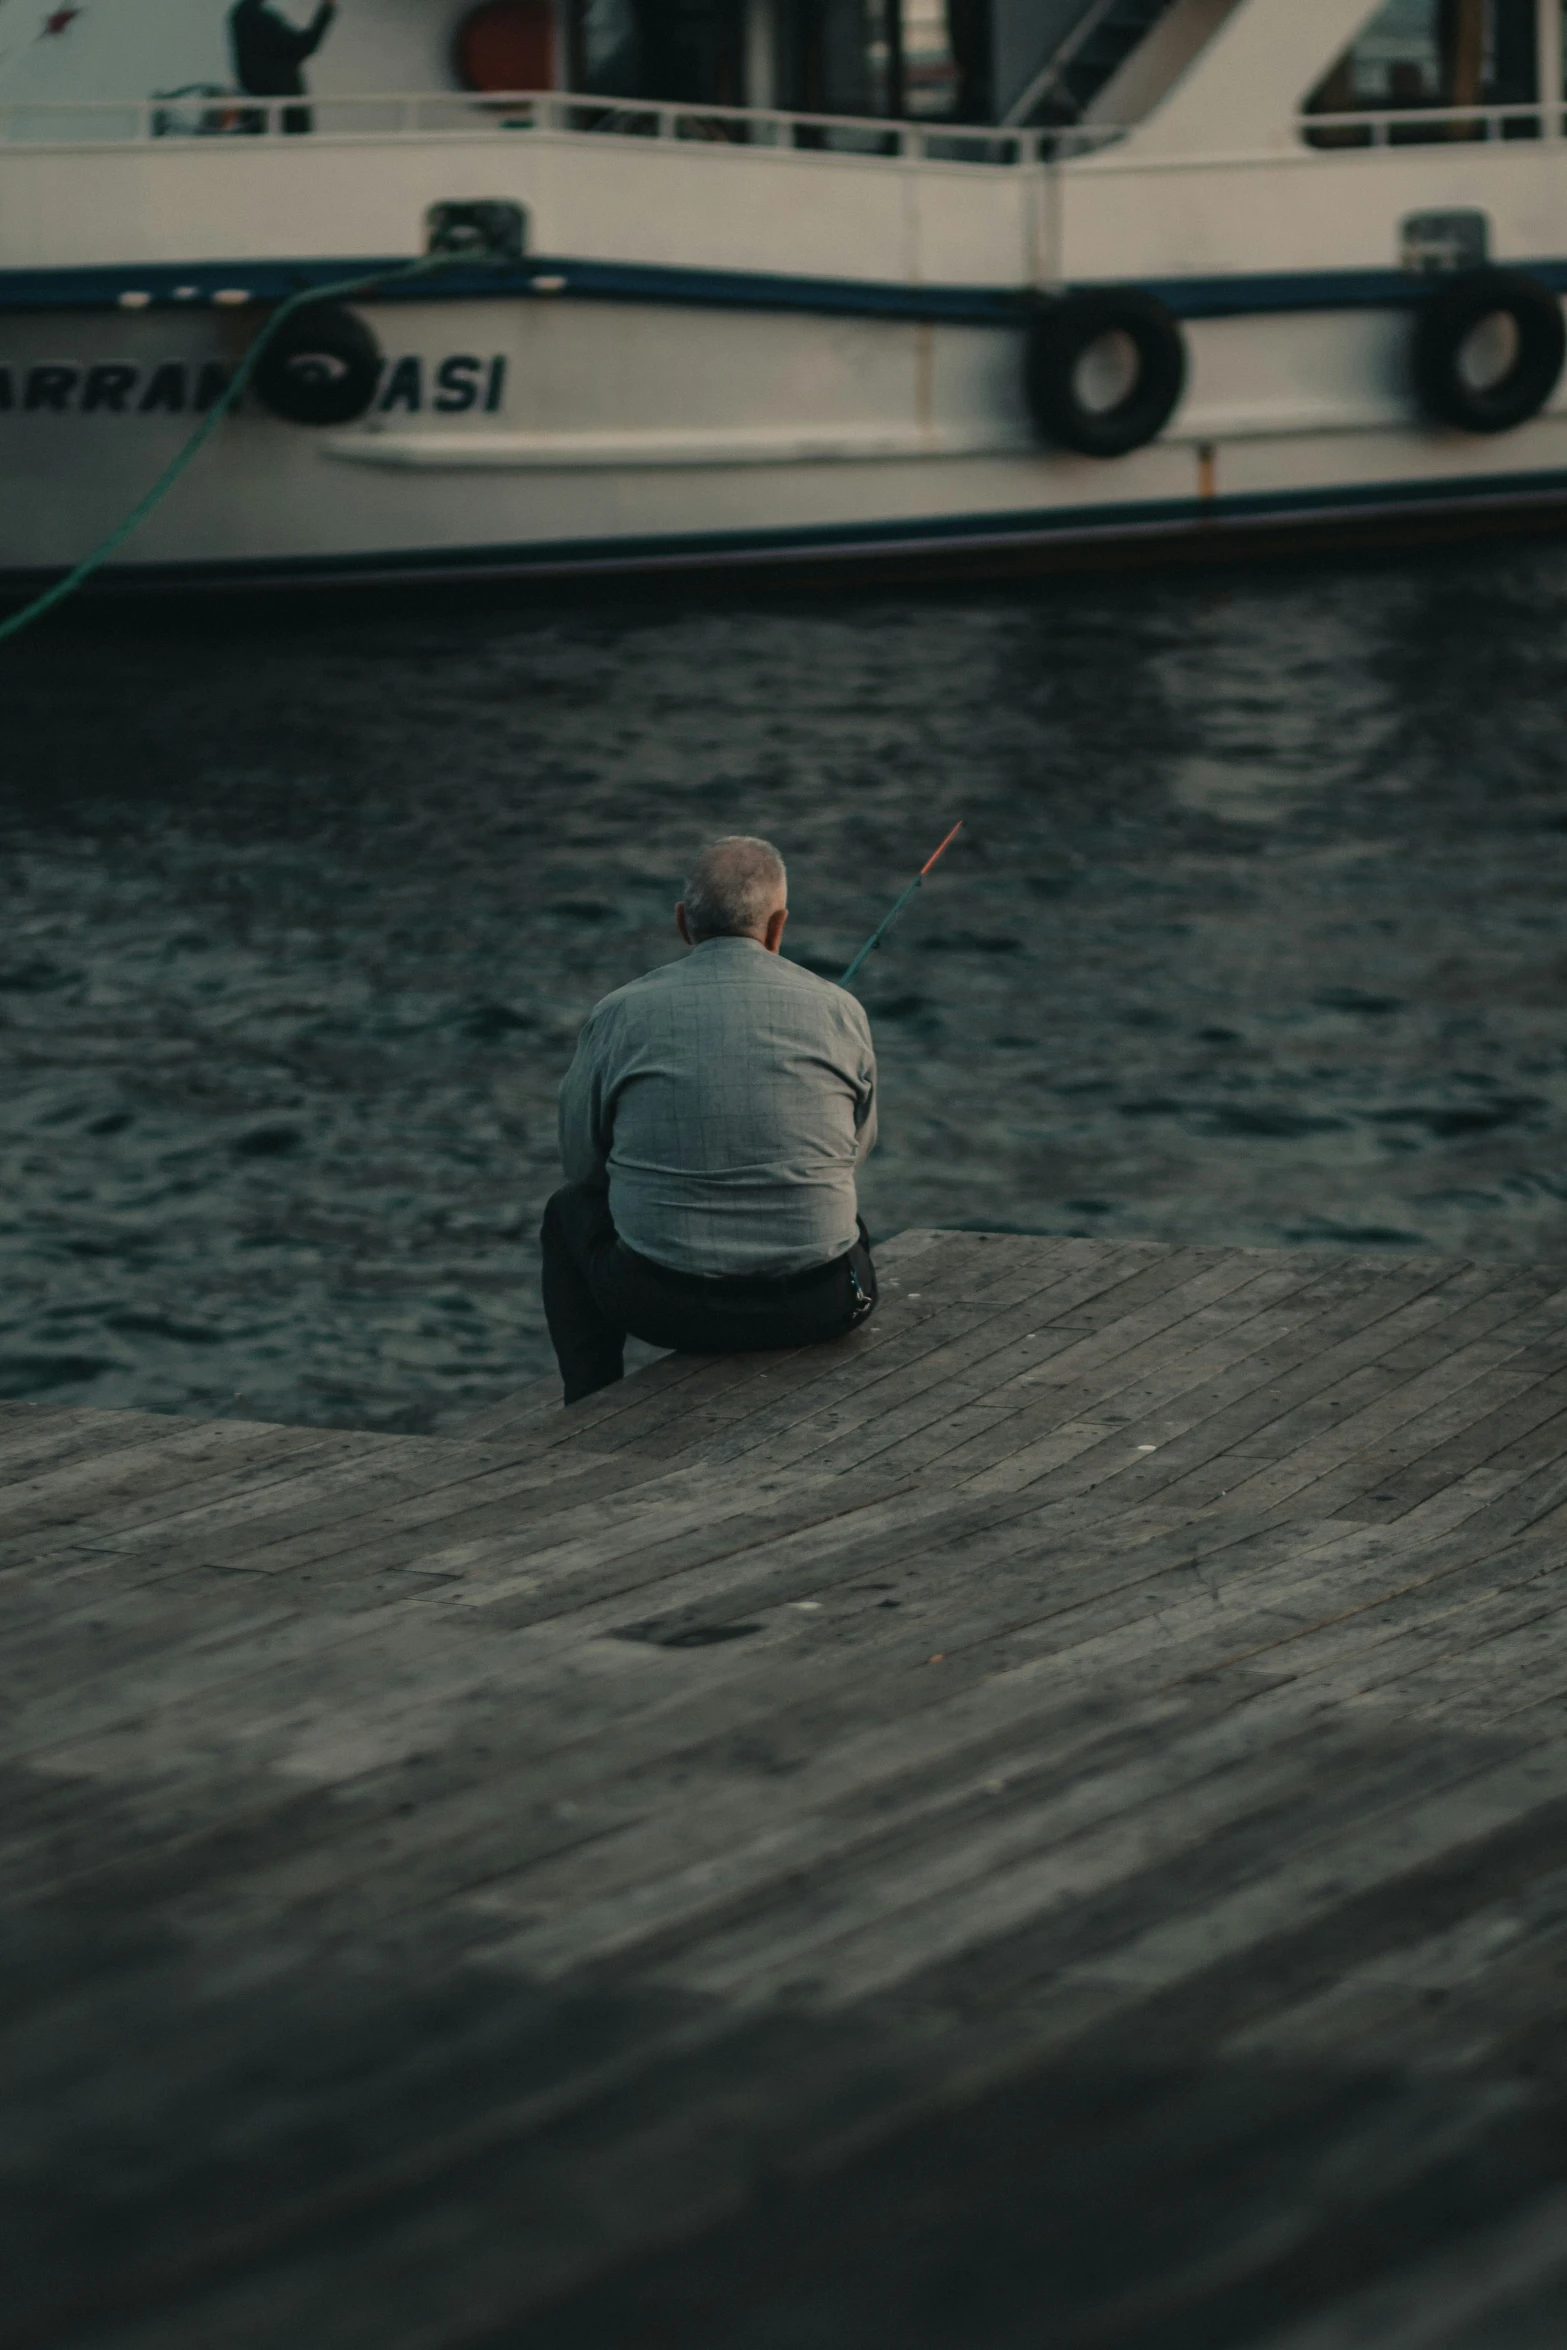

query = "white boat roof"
[[1092, 0, 1407, 157]]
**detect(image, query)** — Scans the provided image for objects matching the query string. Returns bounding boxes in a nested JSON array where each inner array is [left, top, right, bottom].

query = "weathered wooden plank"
[[897, 1487, 1567, 1715], [536, 1231, 1006, 1458], [1033, 1750, 1567, 2006], [0, 1422, 369, 1548], [0, 1682, 1484, 2171], [4, 1486, 1289, 1902], [749, 1246, 1224, 1432], [3, 1475, 1541, 1955], [8, 1233, 1567, 2350], [1240, 2190, 1567, 2350], [800, 1249, 1308, 1479], [12, 1391, 1541, 1832], [0, 1446, 1336, 1910], [77, 1430, 618, 1556], [1338, 1388, 1567, 1525], [0, 1463, 933, 1764], [836, 1280, 1359, 1503], [0, 1814, 1541, 2350], [36, 1372, 1541, 1832], [580, 1233, 1114, 1470], [4, 1428, 687, 1613], [0, 1409, 220, 1517], [653, 1239, 1173, 1458], [882, 1258, 1330, 1475], [980, 1286, 1559, 1544], [425, 1532, 1559, 1973], [958, 1260, 1478, 1498], [0, 1401, 185, 1463], [444, 1369, 568, 1443]]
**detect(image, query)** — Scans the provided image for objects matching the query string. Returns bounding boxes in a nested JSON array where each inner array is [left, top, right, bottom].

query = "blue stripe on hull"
[[5, 252, 1567, 328], [7, 465, 1567, 596]]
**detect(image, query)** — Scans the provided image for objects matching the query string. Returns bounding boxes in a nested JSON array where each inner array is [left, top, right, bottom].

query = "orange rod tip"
[[919, 819, 964, 878]]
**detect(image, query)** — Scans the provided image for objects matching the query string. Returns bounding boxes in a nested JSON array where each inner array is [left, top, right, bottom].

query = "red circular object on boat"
[[454, 0, 555, 93]]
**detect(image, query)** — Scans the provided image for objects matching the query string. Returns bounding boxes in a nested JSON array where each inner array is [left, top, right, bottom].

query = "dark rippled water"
[[4, 543, 1566, 1429]]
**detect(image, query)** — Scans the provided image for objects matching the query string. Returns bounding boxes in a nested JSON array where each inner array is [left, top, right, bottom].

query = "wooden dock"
[[8, 1231, 1567, 2350]]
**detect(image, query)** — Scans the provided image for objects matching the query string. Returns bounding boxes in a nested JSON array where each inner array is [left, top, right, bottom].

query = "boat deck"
[[8, 1230, 1567, 2349]]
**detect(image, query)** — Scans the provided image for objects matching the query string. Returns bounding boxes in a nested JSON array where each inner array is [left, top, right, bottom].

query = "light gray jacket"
[[558, 935, 877, 1276]]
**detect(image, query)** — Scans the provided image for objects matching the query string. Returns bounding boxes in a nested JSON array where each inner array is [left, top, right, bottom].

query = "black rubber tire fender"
[[253, 303, 382, 427], [1411, 266, 1566, 435], [1023, 287, 1187, 458]]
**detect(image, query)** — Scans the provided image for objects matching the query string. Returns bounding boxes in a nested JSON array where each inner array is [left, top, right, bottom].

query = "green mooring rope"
[[0, 249, 476, 647]]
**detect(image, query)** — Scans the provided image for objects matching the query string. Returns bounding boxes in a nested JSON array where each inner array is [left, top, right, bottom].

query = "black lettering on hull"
[[0, 352, 507, 417], [26, 365, 79, 413], [82, 364, 138, 415], [434, 355, 480, 412], [379, 355, 423, 412], [139, 362, 187, 414], [373, 353, 509, 415]]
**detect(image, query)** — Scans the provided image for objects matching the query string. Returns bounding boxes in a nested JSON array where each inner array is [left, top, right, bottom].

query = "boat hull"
[[7, 286, 1567, 588]]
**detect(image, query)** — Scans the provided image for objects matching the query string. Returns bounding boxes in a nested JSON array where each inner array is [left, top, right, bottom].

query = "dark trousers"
[[238, 103, 313, 131], [540, 1183, 877, 1405]]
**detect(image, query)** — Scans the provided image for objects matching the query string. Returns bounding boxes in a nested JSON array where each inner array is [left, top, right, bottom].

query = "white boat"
[[4, 0, 1567, 586]]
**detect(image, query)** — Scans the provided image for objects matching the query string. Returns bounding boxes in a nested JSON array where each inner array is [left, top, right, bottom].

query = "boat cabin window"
[[1303, 0, 1546, 145], [561, 0, 992, 120], [568, 0, 746, 106], [900, 0, 992, 119]]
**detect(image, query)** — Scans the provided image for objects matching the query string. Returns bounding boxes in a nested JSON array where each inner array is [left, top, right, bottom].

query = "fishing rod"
[[839, 821, 964, 989]]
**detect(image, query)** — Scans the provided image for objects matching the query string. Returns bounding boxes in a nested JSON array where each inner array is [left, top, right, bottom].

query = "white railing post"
[[1541, 0, 1564, 134], [744, 0, 776, 111]]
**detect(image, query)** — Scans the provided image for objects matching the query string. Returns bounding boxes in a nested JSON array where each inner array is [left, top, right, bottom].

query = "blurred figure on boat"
[[229, 0, 337, 134]]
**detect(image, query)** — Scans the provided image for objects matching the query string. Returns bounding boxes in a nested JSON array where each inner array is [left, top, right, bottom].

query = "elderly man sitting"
[[541, 835, 879, 1403]]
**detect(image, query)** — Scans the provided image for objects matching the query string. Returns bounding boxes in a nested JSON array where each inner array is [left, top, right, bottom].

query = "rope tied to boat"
[[0, 249, 487, 648]]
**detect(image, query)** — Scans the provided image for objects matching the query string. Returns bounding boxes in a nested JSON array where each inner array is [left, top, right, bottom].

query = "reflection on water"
[[3, 542, 1566, 1429]]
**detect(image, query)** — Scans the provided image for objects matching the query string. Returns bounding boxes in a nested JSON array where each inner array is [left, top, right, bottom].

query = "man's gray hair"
[[682, 835, 788, 942]]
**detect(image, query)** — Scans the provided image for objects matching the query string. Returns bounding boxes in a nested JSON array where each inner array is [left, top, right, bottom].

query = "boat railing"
[[1300, 99, 1566, 150], [0, 86, 1128, 166]]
